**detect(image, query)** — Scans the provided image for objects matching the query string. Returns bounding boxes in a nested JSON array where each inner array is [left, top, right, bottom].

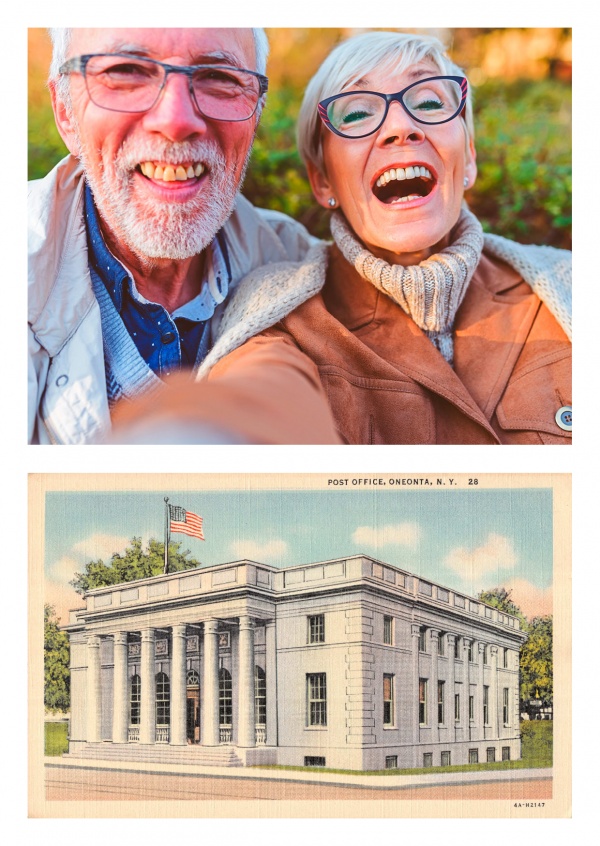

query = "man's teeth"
[[140, 162, 205, 181], [375, 165, 432, 188]]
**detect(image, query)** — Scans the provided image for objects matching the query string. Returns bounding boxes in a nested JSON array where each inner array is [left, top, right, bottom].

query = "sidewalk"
[[44, 756, 552, 791]]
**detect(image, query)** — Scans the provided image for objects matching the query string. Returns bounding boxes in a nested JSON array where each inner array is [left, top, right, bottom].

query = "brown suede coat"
[[212, 244, 571, 445]]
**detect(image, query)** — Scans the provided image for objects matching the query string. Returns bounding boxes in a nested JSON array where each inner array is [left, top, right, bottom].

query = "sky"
[[44, 480, 553, 624]]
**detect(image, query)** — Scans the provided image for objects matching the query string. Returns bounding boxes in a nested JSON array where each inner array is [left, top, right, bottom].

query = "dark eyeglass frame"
[[58, 53, 269, 121], [317, 75, 468, 138]]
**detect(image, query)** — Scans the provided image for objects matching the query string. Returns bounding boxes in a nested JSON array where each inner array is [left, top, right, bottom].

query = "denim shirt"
[[84, 184, 231, 375]]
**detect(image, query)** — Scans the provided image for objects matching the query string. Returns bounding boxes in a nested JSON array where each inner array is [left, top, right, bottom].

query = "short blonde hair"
[[297, 30, 474, 172]]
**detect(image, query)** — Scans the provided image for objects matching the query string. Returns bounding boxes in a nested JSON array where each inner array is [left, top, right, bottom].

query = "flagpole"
[[164, 497, 170, 575]]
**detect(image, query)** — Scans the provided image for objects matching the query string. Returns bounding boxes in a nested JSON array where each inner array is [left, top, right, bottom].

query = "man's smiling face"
[[52, 28, 259, 261]]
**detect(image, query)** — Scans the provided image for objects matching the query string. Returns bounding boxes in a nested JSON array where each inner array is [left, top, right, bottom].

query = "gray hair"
[[48, 27, 270, 107], [297, 30, 474, 172]]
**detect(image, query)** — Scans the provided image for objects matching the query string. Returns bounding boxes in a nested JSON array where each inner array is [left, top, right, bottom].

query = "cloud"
[[45, 579, 84, 626], [72, 533, 130, 562], [230, 539, 288, 562], [46, 555, 80, 585], [444, 533, 518, 580], [503, 578, 553, 619], [352, 522, 422, 550]]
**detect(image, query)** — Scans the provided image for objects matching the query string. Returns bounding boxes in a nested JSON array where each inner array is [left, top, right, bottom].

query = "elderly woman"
[[116, 31, 572, 445]]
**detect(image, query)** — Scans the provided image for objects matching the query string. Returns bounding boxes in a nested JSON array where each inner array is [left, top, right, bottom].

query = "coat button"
[[555, 406, 572, 431], [161, 332, 176, 345], [55, 374, 68, 387]]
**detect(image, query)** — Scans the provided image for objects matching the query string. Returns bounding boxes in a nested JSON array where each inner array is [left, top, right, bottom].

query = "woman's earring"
[[328, 197, 337, 208], [463, 177, 469, 188]]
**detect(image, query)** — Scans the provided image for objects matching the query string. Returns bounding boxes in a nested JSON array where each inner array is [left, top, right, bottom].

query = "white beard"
[[77, 134, 250, 260]]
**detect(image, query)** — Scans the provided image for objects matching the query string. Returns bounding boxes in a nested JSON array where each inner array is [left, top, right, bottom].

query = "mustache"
[[113, 138, 227, 172]]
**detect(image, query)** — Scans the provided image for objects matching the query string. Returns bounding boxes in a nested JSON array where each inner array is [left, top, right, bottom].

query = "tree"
[[44, 604, 70, 713], [70, 536, 200, 596], [520, 616, 553, 706]]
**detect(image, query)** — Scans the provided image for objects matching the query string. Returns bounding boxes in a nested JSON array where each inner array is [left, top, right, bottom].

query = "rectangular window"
[[467, 641, 474, 662], [469, 748, 479, 764], [419, 678, 427, 725], [307, 615, 325, 644], [454, 692, 460, 722], [441, 751, 451, 767], [483, 686, 489, 724], [503, 687, 509, 724], [487, 747, 496, 763], [437, 632, 445, 656], [502, 746, 511, 761], [454, 637, 460, 659], [304, 756, 325, 767], [469, 694, 474, 721], [383, 616, 393, 645], [437, 680, 445, 724], [307, 673, 327, 726], [484, 645, 489, 665], [383, 674, 394, 726], [418, 627, 427, 652], [503, 648, 509, 669], [423, 752, 433, 768], [385, 755, 398, 769]]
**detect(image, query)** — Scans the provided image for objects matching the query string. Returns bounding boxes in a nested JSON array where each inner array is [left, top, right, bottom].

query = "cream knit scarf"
[[330, 207, 485, 364]]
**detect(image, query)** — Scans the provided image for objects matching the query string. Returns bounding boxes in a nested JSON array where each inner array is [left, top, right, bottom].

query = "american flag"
[[169, 505, 205, 540]]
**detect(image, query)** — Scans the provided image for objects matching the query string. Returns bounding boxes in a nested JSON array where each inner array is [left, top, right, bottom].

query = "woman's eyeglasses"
[[318, 76, 468, 139]]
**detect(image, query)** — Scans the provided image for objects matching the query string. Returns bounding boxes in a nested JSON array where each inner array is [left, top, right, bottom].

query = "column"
[[140, 628, 156, 744], [86, 635, 102, 743], [410, 624, 421, 766], [428, 629, 440, 743], [203, 620, 220, 745], [490, 645, 499, 737], [112, 632, 129, 743], [170, 624, 187, 746], [265, 619, 277, 746], [238, 616, 256, 748], [447, 634, 456, 741], [462, 638, 471, 738], [477, 642, 485, 741]]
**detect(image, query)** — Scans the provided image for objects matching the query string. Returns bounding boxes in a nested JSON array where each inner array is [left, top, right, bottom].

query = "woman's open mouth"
[[372, 165, 435, 205]]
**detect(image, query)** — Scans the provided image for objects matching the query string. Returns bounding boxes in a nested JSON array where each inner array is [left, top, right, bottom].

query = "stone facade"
[[64, 555, 527, 770]]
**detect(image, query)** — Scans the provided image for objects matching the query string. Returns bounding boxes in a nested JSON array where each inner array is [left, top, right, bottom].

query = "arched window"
[[186, 669, 200, 688], [255, 666, 266, 725], [156, 671, 170, 726], [130, 674, 141, 726], [219, 668, 232, 726]]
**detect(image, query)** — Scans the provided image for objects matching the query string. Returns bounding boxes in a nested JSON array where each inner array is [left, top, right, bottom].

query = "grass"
[[253, 720, 552, 776], [44, 721, 69, 756]]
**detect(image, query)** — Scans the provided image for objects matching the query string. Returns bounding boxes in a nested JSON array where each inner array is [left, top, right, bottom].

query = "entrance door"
[[186, 689, 200, 743]]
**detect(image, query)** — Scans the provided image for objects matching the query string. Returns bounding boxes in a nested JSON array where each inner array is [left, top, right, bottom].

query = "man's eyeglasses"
[[318, 76, 468, 139], [59, 53, 269, 122]]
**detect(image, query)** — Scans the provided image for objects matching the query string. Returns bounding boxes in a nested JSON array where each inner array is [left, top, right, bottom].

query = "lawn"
[[253, 720, 552, 776], [44, 721, 69, 756]]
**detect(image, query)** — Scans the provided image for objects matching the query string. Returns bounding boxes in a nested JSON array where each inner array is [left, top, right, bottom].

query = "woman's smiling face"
[[308, 62, 477, 266]]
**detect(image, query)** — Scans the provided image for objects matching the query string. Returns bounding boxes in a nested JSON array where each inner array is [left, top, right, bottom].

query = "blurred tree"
[[520, 616, 553, 706]]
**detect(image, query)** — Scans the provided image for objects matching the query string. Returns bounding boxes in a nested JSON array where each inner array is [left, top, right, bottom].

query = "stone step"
[[66, 742, 244, 767]]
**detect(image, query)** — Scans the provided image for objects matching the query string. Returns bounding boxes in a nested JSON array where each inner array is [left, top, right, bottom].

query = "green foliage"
[[45, 721, 69, 756], [477, 586, 529, 630], [520, 616, 553, 705], [28, 100, 68, 181], [70, 536, 200, 595], [44, 604, 70, 713], [470, 79, 571, 248], [520, 719, 553, 766]]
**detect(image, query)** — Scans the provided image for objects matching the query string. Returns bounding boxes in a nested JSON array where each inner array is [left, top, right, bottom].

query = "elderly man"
[[29, 28, 338, 444]]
